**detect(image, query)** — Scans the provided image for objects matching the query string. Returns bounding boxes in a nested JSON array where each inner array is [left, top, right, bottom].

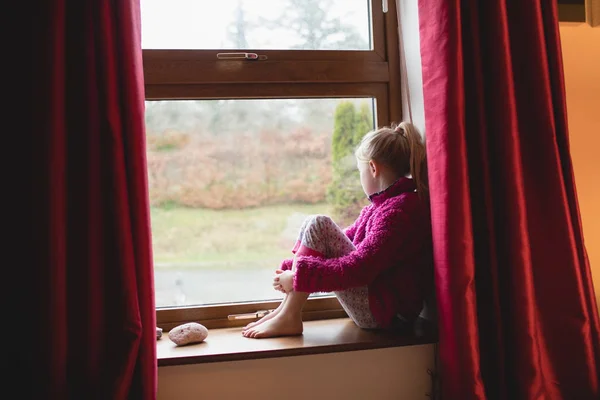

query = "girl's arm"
[[343, 220, 358, 242], [343, 205, 370, 241], [280, 206, 370, 272], [292, 207, 414, 293], [279, 258, 293, 271]]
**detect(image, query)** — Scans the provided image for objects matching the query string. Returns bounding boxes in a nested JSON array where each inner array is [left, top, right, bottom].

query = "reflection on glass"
[[141, 0, 372, 50], [146, 98, 375, 307]]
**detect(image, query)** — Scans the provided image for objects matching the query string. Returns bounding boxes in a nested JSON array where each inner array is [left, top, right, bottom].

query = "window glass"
[[141, 0, 372, 50], [146, 98, 375, 307]]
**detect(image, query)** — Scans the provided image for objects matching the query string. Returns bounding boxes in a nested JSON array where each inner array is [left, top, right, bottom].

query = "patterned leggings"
[[292, 215, 380, 329]]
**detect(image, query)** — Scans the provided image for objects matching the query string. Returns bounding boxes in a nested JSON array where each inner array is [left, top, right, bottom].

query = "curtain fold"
[[30, 0, 156, 398], [417, 0, 600, 398]]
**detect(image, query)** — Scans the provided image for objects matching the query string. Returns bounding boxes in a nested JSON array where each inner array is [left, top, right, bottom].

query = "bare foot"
[[242, 312, 303, 339], [242, 297, 287, 332], [242, 309, 278, 332]]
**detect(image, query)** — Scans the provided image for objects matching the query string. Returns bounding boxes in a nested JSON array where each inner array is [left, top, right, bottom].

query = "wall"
[[559, 22, 600, 309], [158, 345, 435, 400]]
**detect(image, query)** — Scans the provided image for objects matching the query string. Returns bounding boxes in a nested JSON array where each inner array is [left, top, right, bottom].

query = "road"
[[155, 267, 285, 307]]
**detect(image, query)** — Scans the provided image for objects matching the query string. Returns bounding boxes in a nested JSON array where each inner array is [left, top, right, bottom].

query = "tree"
[[227, 0, 250, 49], [331, 102, 357, 163], [354, 102, 373, 145], [261, 0, 368, 50], [327, 101, 372, 226]]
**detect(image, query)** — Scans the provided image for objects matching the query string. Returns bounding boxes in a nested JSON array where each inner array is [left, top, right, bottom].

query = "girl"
[[242, 122, 433, 338]]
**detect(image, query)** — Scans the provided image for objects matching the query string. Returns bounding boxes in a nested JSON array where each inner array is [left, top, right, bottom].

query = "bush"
[[327, 101, 373, 226], [147, 130, 190, 152], [147, 128, 331, 209]]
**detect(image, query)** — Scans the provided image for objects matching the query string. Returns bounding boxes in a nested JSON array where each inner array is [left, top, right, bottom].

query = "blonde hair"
[[355, 121, 428, 198]]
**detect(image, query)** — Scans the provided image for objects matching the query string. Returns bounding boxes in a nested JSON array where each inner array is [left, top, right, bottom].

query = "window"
[[142, 0, 402, 330], [141, 0, 373, 51]]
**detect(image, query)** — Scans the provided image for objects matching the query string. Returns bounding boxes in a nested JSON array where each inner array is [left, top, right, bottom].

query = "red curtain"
[[29, 0, 156, 398], [418, 0, 600, 399]]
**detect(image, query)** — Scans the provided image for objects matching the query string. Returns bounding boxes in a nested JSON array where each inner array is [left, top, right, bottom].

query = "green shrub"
[[327, 101, 373, 226]]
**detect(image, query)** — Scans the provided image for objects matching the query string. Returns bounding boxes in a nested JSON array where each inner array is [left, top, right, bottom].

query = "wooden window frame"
[[145, 0, 402, 329]]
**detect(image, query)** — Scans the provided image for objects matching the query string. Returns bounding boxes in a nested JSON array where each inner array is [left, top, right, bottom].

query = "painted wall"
[[158, 345, 436, 400], [559, 22, 600, 309]]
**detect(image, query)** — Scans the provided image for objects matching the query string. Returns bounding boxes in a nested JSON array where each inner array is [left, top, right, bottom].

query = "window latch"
[[227, 309, 274, 321], [217, 52, 268, 61]]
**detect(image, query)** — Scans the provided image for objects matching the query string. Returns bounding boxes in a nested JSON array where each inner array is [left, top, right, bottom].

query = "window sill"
[[157, 317, 437, 367]]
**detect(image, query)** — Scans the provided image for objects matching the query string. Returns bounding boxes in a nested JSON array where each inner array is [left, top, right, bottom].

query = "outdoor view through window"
[[141, 0, 371, 50], [141, 1, 376, 308]]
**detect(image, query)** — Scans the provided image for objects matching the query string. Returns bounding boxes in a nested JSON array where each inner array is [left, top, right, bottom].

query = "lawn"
[[150, 202, 333, 269]]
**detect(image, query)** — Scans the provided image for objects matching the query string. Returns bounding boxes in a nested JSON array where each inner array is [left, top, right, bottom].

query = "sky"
[[141, 0, 371, 50]]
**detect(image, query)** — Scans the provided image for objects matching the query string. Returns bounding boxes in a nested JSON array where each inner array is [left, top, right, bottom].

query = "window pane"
[[146, 98, 375, 307], [141, 0, 372, 50]]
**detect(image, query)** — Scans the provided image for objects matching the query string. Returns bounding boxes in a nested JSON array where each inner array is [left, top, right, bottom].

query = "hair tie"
[[394, 125, 406, 137]]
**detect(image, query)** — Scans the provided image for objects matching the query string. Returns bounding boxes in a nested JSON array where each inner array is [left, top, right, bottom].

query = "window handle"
[[227, 309, 274, 320], [217, 52, 268, 61], [382, 0, 388, 13]]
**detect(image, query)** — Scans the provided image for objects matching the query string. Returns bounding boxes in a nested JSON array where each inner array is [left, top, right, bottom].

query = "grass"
[[150, 202, 332, 269]]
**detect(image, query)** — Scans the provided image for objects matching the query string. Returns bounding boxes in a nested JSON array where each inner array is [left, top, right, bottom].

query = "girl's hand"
[[273, 270, 286, 293], [273, 269, 294, 293]]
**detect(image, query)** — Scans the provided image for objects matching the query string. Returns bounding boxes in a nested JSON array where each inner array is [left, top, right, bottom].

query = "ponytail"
[[396, 122, 428, 199], [356, 121, 429, 199]]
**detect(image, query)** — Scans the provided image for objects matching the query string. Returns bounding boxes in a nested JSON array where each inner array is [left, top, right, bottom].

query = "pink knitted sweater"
[[280, 177, 433, 328]]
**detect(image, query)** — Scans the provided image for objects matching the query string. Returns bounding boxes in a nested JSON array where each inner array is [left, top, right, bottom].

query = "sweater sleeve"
[[293, 206, 411, 293], [279, 258, 293, 271], [343, 205, 369, 241]]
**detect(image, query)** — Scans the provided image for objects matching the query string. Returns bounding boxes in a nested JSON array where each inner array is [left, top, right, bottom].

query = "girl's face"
[[358, 158, 377, 197]]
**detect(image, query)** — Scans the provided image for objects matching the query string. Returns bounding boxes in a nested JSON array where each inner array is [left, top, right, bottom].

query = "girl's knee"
[[301, 215, 335, 238], [312, 214, 334, 225], [303, 214, 332, 228]]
